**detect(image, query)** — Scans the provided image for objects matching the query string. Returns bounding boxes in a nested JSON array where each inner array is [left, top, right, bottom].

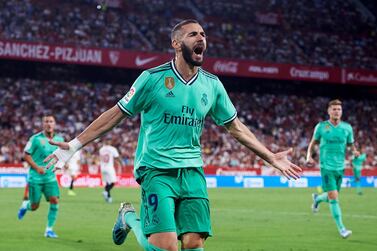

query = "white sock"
[[21, 200, 29, 209]]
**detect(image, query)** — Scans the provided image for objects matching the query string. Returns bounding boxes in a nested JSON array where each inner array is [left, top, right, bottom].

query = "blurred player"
[[65, 149, 82, 196], [351, 146, 366, 195], [45, 19, 301, 251], [307, 99, 359, 239], [18, 115, 64, 238], [99, 139, 123, 203]]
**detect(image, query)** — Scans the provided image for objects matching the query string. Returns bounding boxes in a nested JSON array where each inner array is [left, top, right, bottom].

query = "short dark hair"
[[171, 19, 200, 40], [328, 99, 342, 108], [42, 114, 55, 120]]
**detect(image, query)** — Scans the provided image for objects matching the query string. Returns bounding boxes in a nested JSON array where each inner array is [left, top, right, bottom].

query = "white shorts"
[[101, 168, 117, 184]]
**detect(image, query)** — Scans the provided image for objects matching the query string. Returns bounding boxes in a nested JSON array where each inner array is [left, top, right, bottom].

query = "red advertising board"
[[0, 39, 376, 85]]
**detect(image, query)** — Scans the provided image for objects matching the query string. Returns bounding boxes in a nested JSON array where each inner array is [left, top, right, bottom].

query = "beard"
[[181, 42, 203, 67]]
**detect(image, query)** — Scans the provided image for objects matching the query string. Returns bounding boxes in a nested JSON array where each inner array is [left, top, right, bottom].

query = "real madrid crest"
[[165, 77, 175, 90]]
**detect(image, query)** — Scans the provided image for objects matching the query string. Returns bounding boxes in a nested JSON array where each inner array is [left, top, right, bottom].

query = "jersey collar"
[[327, 120, 341, 128], [170, 60, 199, 86]]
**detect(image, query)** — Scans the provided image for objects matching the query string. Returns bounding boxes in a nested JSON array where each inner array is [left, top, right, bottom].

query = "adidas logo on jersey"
[[165, 91, 175, 97]]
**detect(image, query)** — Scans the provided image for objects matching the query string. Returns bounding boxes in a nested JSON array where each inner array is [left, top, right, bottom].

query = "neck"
[[329, 118, 340, 125], [174, 55, 198, 81], [44, 131, 54, 139]]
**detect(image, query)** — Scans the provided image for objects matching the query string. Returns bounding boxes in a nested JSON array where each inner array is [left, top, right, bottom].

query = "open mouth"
[[193, 45, 204, 55]]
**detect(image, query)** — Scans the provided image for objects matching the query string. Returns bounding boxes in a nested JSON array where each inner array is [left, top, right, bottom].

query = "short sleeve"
[[313, 123, 321, 141], [361, 153, 367, 161], [209, 80, 237, 126], [112, 147, 120, 158], [117, 71, 152, 116], [347, 125, 354, 144], [24, 136, 36, 155]]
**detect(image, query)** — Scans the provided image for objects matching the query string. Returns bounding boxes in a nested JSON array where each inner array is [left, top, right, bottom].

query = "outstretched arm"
[[75, 105, 126, 147], [44, 105, 126, 170], [225, 118, 301, 179]]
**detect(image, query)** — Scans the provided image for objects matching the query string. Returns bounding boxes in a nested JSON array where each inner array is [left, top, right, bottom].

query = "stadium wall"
[[1, 39, 377, 85]]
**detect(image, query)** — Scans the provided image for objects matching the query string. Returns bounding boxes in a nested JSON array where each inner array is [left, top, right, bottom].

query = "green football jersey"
[[117, 61, 237, 177], [313, 120, 354, 170], [24, 131, 64, 183], [352, 153, 366, 170]]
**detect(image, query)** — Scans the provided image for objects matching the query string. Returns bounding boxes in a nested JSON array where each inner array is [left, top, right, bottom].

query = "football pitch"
[[0, 187, 376, 251]]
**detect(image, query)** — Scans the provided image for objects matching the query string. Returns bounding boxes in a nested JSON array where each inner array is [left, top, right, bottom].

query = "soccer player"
[[307, 99, 359, 239], [45, 19, 301, 251], [351, 146, 366, 195], [18, 115, 64, 238], [65, 150, 82, 196], [99, 139, 122, 203]]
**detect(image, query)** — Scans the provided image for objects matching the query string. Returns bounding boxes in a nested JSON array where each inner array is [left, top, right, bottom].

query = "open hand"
[[270, 148, 302, 180]]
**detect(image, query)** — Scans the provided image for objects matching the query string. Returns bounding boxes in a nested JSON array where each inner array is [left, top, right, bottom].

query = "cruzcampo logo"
[[201, 93, 208, 106], [165, 77, 175, 90]]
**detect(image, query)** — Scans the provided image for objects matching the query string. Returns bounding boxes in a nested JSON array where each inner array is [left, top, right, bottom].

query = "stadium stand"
[[0, 0, 376, 69], [1, 78, 376, 169]]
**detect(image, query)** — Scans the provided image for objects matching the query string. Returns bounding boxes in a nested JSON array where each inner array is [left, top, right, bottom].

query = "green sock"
[[182, 248, 204, 251], [316, 192, 329, 204], [125, 212, 149, 249], [47, 203, 59, 228], [355, 180, 362, 194], [329, 199, 345, 231]]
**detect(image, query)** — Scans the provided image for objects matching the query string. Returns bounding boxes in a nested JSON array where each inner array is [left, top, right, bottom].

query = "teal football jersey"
[[24, 132, 65, 183], [117, 61, 237, 178], [313, 120, 354, 170]]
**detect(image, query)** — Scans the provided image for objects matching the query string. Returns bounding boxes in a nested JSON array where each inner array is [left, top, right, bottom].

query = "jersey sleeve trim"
[[117, 102, 133, 117], [223, 112, 237, 125]]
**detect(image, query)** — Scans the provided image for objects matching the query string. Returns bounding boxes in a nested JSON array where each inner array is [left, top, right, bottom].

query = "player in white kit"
[[99, 140, 123, 203], [65, 150, 82, 196]]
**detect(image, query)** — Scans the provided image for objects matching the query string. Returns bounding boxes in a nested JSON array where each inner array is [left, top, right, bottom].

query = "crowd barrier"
[[1, 173, 376, 188]]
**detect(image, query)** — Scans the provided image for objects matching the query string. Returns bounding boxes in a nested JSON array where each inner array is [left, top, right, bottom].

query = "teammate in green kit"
[[17, 115, 64, 238], [307, 99, 359, 239], [352, 147, 367, 195], [44, 19, 301, 251]]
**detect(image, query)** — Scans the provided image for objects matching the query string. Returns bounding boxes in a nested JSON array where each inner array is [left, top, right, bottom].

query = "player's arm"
[[306, 137, 319, 164], [24, 153, 45, 174], [44, 105, 126, 170], [348, 143, 360, 157], [76, 105, 125, 146], [115, 156, 123, 169], [225, 117, 301, 180]]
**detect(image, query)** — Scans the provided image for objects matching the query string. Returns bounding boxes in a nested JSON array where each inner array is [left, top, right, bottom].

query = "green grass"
[[0, 187, 376, 251]]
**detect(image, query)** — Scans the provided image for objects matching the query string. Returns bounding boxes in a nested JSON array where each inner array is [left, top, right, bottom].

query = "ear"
[[172, 39, 180, 50]]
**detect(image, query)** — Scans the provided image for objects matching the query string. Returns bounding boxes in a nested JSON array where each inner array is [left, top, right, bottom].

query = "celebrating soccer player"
[[45, 19, 301, 251], [307, 99, 359, 239]]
